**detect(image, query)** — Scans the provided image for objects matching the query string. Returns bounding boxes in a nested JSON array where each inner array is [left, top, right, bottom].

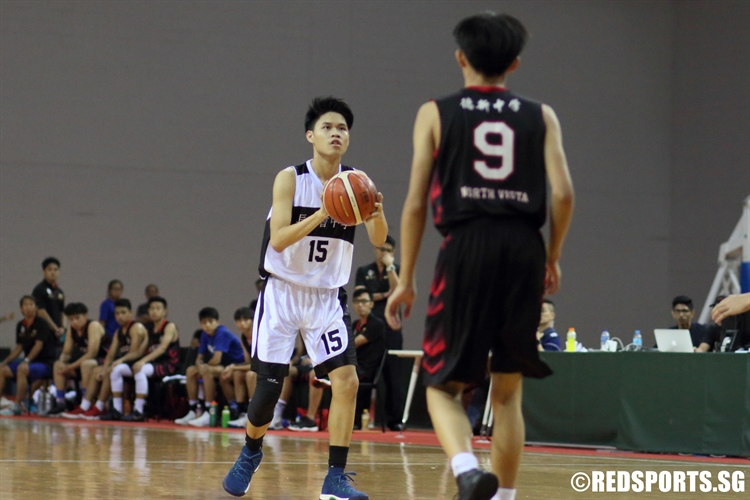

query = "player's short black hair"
[[199, 307, 220, 321], [672, 295, 694, 310], [453, 12, 528, 77], [234, 307, 255, 321], [19, 295, 35, 307], [64, 302, 88, 316], [114, 298, 132, 310], [145, 283, 158, 293], [108, 279, 123, 291], [385, 235, 397, 248], [305, 96, 354, 132], [542, 298, 555, 311], [353, 289, 372, 301], [148, 296, 168, 308], [42, 257, 60, 270]]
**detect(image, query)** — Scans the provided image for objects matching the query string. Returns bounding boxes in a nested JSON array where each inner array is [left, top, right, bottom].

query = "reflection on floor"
[[0, 419, 746, 499]]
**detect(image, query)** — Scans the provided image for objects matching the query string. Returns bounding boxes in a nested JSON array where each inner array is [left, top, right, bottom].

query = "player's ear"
[[506, 57, 521, 74], [455, 49, 467, 68], [306, 129, 314, 144]]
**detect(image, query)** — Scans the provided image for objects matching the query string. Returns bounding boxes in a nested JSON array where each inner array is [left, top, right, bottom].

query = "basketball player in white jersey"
[[224, 97, 387, 500]]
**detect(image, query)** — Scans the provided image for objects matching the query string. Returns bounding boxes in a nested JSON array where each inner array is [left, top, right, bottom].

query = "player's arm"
[[139, 323, 176, 364], [70, 323, 104, 370], [385, 101, 440, 329], [102, 335, 119, 368], [269, 168, 328, 252], [542, 104, 575, 295], [712, 293, 750, 324], [58, 329, 73, 364], [1, 344, 23, 366], [363, 192, 388, 247], [207, 350, 223, 366], [117, 324, 149, 364]]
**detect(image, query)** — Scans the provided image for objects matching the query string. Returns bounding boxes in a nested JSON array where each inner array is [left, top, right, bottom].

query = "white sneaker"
[[0, 396, 14, 409], [268, 413, 285, 430], [188, 411, 211, 427], [174, 410, 197, 425], [227, 412, 247, 428]]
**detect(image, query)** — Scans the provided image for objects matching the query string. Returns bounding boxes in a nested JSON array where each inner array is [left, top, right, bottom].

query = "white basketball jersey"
[[259, 160, 356, 289]]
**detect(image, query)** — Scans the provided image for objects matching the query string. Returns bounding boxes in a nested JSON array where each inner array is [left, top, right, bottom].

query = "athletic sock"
[[228, 400, 238, 413], [80, 399, 91, 411], [134, 398, 145, 414], [274, 399, 286, 417], [80, 388, 86, 397], [451, 452, 479, 477], [113, 397, 123, 413], [56, 389, 66, 403], [239, 401, 248, 414], [245, 434, 263, 454], [492, 488, 516, 500], [95, 400, 105, 411], [328, 445, 349, 470]]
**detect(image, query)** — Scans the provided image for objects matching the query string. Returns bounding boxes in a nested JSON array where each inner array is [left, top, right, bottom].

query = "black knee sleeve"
[[246, 375, 283, 427]]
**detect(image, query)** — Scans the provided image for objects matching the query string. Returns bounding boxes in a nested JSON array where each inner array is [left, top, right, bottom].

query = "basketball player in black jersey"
[[386, 13, 574, 500]]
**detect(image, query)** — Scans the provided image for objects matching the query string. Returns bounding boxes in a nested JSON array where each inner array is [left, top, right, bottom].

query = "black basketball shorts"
[[422, 217, 553, 386]]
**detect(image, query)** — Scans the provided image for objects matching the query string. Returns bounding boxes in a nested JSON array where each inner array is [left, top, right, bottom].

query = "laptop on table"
[[654, 329, 694, 353]]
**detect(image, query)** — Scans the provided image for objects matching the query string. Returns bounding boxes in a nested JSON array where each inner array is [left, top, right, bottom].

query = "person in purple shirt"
[[176, 307, 245, 427], [99, 280, 123, 339], [536, 299, 561, 352]]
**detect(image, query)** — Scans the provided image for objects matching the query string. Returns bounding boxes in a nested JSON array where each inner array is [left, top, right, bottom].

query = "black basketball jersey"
[[116, 321, 134, 354], [71, 320, 107, 358], [431, 87, 547, 235]]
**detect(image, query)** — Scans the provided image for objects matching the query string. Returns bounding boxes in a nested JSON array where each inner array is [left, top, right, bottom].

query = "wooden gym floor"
[[0, 418, 746, 499]]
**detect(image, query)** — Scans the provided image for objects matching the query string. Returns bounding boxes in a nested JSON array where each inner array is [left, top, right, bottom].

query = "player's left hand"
[[385, 282, 415, 330], [365, 193, 384, 222]]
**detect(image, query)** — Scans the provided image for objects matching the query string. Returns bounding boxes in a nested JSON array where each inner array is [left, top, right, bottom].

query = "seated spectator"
[[290, 289, 386, 432], [670, 295, 706, 348], [175, 307, 244, 427], [350, 289, 386, 430], [536, 299, 561, 351], [0, 296, 56, 416], [116, 296, 180, 422], [92, 299, 149, 421], [135, 284, 159, 324], [48, 303, 106, 415], [225, 306, 257, 427], [99, 280, 124, 341], [32, 257, 66, 340]]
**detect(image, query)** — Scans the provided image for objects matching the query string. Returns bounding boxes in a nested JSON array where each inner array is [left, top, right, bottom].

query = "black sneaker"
[[122, 410, 145, 422], [455, 469, 498, 500], [288, 415, 318, 432], [99, 408, 122, 421], [46, 401, 68, 416]]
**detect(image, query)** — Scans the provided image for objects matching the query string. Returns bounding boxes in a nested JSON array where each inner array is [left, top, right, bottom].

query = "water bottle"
[[633, 330, 642, 349], [209, 401, 218, 427], [566, 328, 577, 352], [600, 330, 610, 351], [361, 409, 370, 430], [221, 406, 230, 428]]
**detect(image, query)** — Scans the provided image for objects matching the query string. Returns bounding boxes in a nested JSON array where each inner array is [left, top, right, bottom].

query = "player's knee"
[[186, 365, 198, 378], [246, 375, 283, 427], [245, 371, 256, 383], [331, 370, 359, 397], [491, 378, 522, 406], [17, 363, 29, 376]]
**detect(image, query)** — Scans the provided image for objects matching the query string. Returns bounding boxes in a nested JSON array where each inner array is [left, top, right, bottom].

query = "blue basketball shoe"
[[320, 468, 369, 500], [222, 445, 263, 497]]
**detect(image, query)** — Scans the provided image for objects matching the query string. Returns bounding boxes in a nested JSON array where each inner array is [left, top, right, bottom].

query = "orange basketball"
[[323, 170, 378, 226]]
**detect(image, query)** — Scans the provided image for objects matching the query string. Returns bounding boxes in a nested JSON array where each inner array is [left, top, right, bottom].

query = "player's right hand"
[[544, 260, 561, 295], [385, 283, 415, 330]]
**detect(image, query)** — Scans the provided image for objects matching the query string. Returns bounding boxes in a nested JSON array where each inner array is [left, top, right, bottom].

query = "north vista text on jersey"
[[460, 186, 530, 203]]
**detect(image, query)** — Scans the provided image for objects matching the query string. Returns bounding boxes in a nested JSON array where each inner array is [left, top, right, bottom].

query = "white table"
[[388, 349, 423, 427]]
